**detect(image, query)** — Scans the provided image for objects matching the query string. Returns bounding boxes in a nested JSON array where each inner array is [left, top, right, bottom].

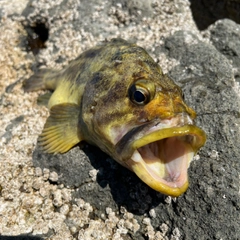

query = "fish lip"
[[116, 115, 203, 158], [115, 119, 163, 158], [115, 117, 206, 197]]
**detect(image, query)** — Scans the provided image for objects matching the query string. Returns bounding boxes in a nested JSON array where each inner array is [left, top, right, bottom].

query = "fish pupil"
[[129, 82, 150, 105], [134, 90, 145, 103]]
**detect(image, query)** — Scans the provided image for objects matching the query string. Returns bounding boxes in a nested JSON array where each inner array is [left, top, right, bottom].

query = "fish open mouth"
[[116, 122, 206, 197]]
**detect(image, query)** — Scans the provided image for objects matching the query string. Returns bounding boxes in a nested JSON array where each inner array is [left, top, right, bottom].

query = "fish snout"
[[143, 92, 196, 121]]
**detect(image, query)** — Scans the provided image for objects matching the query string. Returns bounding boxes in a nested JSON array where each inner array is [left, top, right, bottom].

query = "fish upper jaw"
[[115, 116, 206, 197]]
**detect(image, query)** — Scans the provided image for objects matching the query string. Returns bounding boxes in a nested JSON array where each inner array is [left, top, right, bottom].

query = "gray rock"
[[112, 0, 154, 18], [210, 19, 240, 77], [1, 115, 24, 143], [160, 30, 240, 239], [32, 144, 166, 218]]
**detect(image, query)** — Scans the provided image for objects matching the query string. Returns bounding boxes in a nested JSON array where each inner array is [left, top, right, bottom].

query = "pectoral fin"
[[39, 103, 82, 154]]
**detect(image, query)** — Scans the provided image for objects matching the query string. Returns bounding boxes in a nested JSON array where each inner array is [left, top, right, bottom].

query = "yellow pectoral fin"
[[39, 103, 82, 154]]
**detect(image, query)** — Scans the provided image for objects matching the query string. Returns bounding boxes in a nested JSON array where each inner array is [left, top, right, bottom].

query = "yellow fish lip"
[[116, 120, 206, 197]]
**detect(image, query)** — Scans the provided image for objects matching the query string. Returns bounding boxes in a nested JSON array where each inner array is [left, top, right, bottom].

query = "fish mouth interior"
[[125, 125, 206, 197]]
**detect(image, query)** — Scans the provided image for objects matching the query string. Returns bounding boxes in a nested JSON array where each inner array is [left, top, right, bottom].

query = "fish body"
[[24, 38, 206, 197]]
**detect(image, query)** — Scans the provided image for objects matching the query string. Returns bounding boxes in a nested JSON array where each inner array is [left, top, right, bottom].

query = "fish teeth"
[[131, 150, 143, 162]]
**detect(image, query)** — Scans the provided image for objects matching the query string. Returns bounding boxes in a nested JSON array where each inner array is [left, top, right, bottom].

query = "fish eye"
[[129, 80, 153, 105], [132, 88, 149, 104]]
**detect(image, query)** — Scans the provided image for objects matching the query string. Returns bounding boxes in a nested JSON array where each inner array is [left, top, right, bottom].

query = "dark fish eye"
[[129, 84, 150, 105], [133, 90, 146, 103]]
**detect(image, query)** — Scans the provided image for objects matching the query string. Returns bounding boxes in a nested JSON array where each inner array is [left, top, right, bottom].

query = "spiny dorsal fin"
[[39, 103, 82, 154]]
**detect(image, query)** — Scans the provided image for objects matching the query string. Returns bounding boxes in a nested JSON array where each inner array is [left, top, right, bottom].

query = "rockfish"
[[24, 38, 206, 197]]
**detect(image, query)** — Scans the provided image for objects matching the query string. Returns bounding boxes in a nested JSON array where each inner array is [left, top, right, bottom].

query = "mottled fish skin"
[[24, 38, 206, 197]]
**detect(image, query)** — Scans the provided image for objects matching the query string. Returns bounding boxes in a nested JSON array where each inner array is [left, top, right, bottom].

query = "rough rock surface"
[[162, 29, 240, 240], [0, 0, 239, 240], [209, 19, 240, 72]]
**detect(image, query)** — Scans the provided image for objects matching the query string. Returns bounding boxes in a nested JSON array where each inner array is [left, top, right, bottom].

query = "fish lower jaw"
[[127, 137, 194, 197]]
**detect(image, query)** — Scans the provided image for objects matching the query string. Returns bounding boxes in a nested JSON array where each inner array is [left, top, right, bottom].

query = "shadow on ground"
[[32, 143, 167, 216]]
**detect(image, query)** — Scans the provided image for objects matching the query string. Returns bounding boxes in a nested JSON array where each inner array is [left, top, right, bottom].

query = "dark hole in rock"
[[234, 73, 240, 83], [25, 20, 49, 55]]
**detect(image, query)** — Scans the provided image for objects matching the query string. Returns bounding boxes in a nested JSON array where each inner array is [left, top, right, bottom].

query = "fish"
[[23, 38, 206, 197]]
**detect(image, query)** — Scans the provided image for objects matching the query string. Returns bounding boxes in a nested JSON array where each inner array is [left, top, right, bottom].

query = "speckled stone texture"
[[0, 0, 239, 239]]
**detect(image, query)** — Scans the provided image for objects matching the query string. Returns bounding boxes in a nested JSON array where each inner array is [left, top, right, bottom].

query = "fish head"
[[81, 41, 206, 197], [114, 75, 206, 197]]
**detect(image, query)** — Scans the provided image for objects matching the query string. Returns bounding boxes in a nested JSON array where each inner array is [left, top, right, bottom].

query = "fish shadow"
[[32, 143, 165, 216]]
